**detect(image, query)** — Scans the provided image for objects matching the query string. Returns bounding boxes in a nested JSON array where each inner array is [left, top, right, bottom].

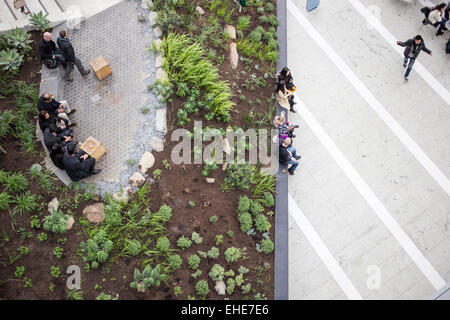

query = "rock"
[[195, 6, 205, 15], [148, 11, 158, 27], [155, 55, 164, 68], [129, 172, 146, 187], [229, 43, 239, 69], [157, 94, 164, 101], [222, 138, 231, 154], [112, 187, 132, 204], [152, 39, 162, 51], [82, 203, 105, 223], [142, 0, 153, 9], [156, 67, 168, 82], [154, 27, 162, 39], [48, 197, 59, 213], [215, 280, 226, 295], [149, 136, 164, 152], [206, 178, 215, 184], [155, 109, 167, 133], [66, 216, 75, 230], [138, 151, 155, 173], [147, 177, 156, 185], [225, 25, 236, 40]]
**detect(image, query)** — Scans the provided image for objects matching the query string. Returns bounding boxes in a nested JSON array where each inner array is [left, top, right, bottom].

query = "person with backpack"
[[396, 35, 432, 81]]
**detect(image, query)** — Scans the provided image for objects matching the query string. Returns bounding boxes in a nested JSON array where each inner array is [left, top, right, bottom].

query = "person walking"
[[57, 29, 90, 81], [396, 35, 432, 81], [13, 0, 29, 14], [279, 137, 301, 176]]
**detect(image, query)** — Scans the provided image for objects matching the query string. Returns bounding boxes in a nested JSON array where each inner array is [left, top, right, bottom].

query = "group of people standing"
[[275, 67, 301, 176], [37, 30, 100, 182]]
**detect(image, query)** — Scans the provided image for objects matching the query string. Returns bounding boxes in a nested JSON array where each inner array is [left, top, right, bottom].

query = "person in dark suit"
[[38, 110, 72, 136], [279, 137, 301, 176], [50, 144, 65, 170], [63, 144, 101, 182], [39, 32, 63, 66], [57, 29, 90, 81], [43, 123, 72, 151], [37, 93, 76, 126]]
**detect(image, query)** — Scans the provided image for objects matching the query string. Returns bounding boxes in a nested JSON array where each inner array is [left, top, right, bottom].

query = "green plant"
[[239, 94, 246, 101], [226, 230, 234, 238], [14, 266, 25, 278], [43, 209, 68, 234], [207, 247, 219, 260], [167, 254, 182, 270], [265, 2, 275, 12], [148, 79, 173, 102], [226, 278, 235, 295], [155, 9, 181, 33], [23, 277, 32, 288], [173, 285, 181, 297], [37, 232, 47, 242], [177, 235, 192, 250], [191, 269, 202, 279], [17, 227, 32, 240], [57, 237, 67, 245], [215, 235, 223, 246], [96, 292, 117, 300], [237, 196, 251, 214], [188, 201, 196, 208], [153, 169, 162, 180], [18, 246, 29, 255], [13, 191, 38, 215], [224, 164, 256, 190], [188, 254, 201, 270], [2, 28, 32, 55], [66, 289, 84, 300], [130, 264, 167, 291], [209, 263, 225, 281], [238, 266, 249, 275], [0, 192, 12, 210], [162, 159, 171, 170], [202, 159, 218, 176], [260, 191, 274, 207], [195, 280, 210, 299], [191, 232, 203, 244], [209, 215, 218, 224], [250, 200, 264, 216], [125, 239, 141, 256], [156, 236, 171, 253], [258, 238, 274, 254], [4, 172, 28, 194], [49, 282, 55, 292], [237, 211, 252, 233], [236, 16, 251, 31], [137, 15, 146, 23], [50, 266, 61, 278], [140, 106, 149, 114], [29, 11, 50, 32], [53, 246, 64, 259], [235, 273, 244, 286], [0, 49, 23, 74], [224, 247, 244, 263], [241, 283, 252, 294], [257, 7, 265, 14], [155, 204, 172, 222], [249, 29, 263, 43], [80, 229, 113, 269], [176, 82, 190, 97], [254, 214, 271, 232]]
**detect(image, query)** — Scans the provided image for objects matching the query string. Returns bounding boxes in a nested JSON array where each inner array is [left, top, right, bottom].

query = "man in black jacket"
[[38, 110, 72, 136], [43, 123, 73, 151], [39, 32, 63, 66], [63, 144, 101, 182], [396, 35, 432, 81], [279, 137, 301, 175], [37, 93, 76, 126], [57, 29, 90, 81]]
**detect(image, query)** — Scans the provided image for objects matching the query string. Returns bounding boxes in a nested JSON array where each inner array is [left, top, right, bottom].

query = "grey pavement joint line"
[[295, 98, 446, 291], [287, 0, 450, 197]]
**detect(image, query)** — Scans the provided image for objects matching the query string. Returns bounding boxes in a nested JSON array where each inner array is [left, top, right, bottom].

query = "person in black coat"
[[38, 93, 76, 126], [38, 110, 72, 136], [63, 144, 101, 182], [279, 137, 301, 176], [57, 30, 90, 81], [50, 144, 65, 170], [43, 123, 72, 151], [39, 32, 63, 63], [396, 35, 432, 81]]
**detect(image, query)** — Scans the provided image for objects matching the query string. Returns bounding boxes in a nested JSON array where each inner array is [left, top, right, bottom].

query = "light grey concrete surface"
[[287, 0, 449, 300]]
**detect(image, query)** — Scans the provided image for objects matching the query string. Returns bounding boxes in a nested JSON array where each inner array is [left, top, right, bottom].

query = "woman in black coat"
[[50, 144, 65, 170]]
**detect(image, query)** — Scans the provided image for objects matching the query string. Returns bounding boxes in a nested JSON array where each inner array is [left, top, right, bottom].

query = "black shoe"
[[291, 135, 296, 138], [294, 125, 300, 128], [404, 75, 409, 81], [68, 108, 76, 115], [422, 19, 428, 25], [82, 70, 90, 76], [436, 30, 444, 36], [68, 122, 77, 128], [64, 77, 73, 82], [91, 169, 102, 174], [288, 169, 295, 175], [403, 62, 407, 68], [290, 107, 297, 113], [295, 155, 301, 160]]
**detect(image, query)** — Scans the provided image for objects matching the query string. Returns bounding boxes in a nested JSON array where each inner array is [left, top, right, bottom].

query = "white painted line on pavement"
[[287, 0, 450, 197], [288, 194, 363, 300], [296, 100, 446, 291], [347, 0, 450, 106]]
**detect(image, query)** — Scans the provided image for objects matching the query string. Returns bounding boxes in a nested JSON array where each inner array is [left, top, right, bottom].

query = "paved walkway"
[[43, 0, 163, 194], [287, 0, 449, 299]]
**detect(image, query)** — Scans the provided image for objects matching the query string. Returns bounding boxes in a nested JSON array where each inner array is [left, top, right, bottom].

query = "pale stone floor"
[[288, 0, 450, 299]]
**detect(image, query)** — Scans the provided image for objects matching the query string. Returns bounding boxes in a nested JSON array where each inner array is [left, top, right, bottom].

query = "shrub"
[[249, 29, 262, 43], [235, 274, 244, 286], [155, 9, 181, 33], [2, 28, 32, 55], [43, 209, 68, 234], [156, 236, 171, 253], [257, 7, 265, 15], [215, 235, 223, 246], [36, 232, 47, 242], [195, 280, 210, 299], [80, 229, 113, 269], [167, 254, 182, 270], [177, 235, 192, 250], [209, 263, 225, 281], [226, 230, 234, 238], [226, 278, 235, 295], [4, 172, 28, 194], [155, 204, 172, 222], [241, 283, 252, 294], [261, 192, 274, 208], [174, 286, 182, 297], [224, 163, 255, 190], [207, 247, 219, 259], [250, 200, 264, 216], [13, 191, 38, 215], [188, 254, 201, 270], [238, 266, 249, 275], [254, 214, 271, 232], [29, 11, 50, 32], [202, 159, 218, 177], [236, 16, 251, 31], [237, 212, 252, 233], [265, 2, 275, 12], [14, 266, 25, 278], [53, 246, 64, 259], [237, 196, 251, 213], [130, 264, 167, 291], [176, 82, 190, 97], [209, 215, 218, 224], [0, 49, 23, 73], [267, 14, 278, 26], [0, 192, 12, 210], [50, 266, 61, 279], [191, 269, 202, 279], [125, 239, 141, 256], [191, 232, 203, 244], [260, 238, 274, 254], [224, 247, 243, 263]]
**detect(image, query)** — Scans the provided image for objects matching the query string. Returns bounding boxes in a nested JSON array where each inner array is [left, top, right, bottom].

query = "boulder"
[[138, 151, 155, 173], [215, 280, 226, 295], [129, 172, 146, 187], [154, 27, 162, 39], [48, 197, 59, 213], [142, 0, 153, 9], [112, 187, 132, 204], [82, 203, 105, 223], [225, 25, 236, 40], [149, 136, 164, 152], [66, 216, 75, 230], [229, 43, 239, 69], [155, 55, 164, 68], [148, 11, 158, 27], [206, 178, 215, 184], [195, 6, 205, 15], [155, 109, 167, 133], [155, 67, 168, 82], [152, 39, 162, 51]]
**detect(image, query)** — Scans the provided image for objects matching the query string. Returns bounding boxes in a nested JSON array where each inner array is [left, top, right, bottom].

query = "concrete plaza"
[[287, 0, 449, 299]]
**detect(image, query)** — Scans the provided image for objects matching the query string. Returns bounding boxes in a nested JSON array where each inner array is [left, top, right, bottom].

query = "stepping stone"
[[215, 280, 226, 295], [225, 25, 236, 40], [48, 197, 59, 213], [66, 216, 75, 230], [152, 39, 162, 51], [229, 43, 239, 69], [195, 6, 205, 15], [112, 187, 132, 204], [138, 151, 155, 173], [129, 172, 146, 187], [83, 203, 105, 223], [206, 178, 215, 184], [154, 27, 162, 39], [142, 0, 153, 9], [155, 109, 167, 133], [155, 55, 164, 68], [156, 67, 168, 82], [149, 136, 164, 152]]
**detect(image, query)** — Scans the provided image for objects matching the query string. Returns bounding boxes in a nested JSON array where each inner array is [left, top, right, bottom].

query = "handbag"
[[13, 0, 26, 9]]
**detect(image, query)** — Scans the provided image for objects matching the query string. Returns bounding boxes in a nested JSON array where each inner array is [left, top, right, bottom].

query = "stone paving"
[[54, 0, 163, 194]]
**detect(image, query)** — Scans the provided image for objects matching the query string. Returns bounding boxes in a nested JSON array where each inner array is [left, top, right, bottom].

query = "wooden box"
[[80, 136, 106, 161], [89, 56, 112, 80]]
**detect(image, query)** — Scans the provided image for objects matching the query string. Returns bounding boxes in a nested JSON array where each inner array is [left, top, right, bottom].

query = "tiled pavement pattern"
[[59, 0, 161, 192], [288, 0, 449, 299]]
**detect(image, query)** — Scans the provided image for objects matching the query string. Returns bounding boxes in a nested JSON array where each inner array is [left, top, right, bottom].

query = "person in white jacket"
[[428, 3, 448, 36]]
